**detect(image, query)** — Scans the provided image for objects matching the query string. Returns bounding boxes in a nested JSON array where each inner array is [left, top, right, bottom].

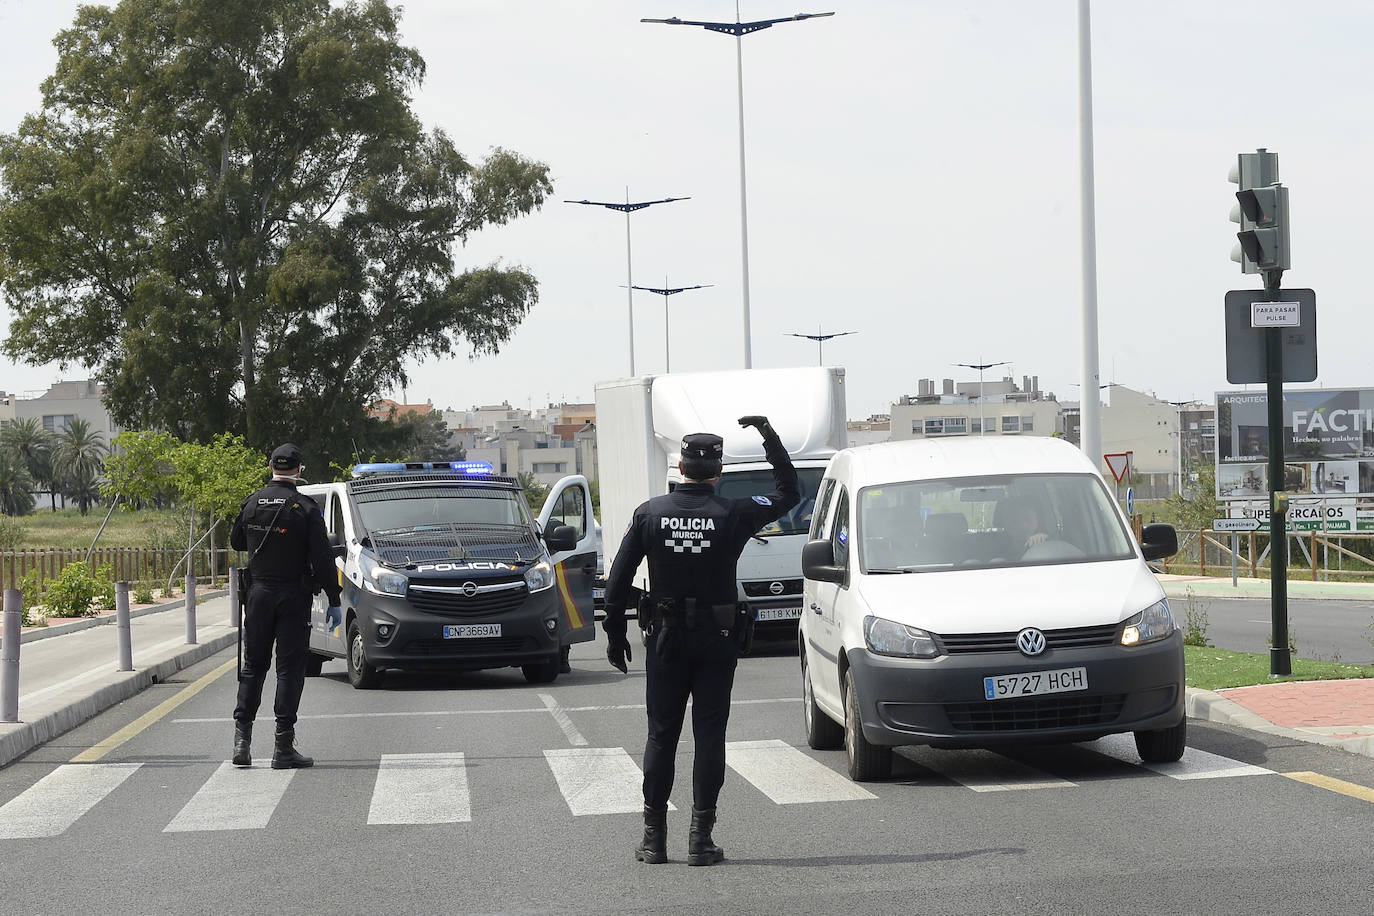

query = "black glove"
[[607, 634, 632, 673], [738, 415, 776, 437]]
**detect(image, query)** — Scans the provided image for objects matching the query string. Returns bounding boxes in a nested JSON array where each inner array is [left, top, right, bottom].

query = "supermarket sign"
[[1224, 499, 1374, 532]]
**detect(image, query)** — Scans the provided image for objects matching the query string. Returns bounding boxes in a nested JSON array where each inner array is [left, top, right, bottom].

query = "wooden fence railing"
[[1158, 530, 1374, 580], [1, 547, 246, 591]]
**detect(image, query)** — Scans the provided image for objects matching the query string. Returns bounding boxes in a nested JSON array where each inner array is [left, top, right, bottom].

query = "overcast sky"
[[1, 0, 1370, 421]]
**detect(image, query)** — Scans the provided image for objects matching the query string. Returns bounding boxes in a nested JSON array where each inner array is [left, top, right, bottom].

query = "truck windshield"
[[857, 473, 1136, 572], [355, 485, 532, 533], [715, 467, 825, 537]]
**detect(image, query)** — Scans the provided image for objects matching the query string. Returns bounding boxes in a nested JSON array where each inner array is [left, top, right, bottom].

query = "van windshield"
[[857, 473, 1135, 572], [715, 467, 825, 536], [354, 485, 532, 533]]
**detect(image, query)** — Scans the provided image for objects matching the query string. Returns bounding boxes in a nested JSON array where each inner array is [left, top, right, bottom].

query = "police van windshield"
[[858, 472, 1135, 573], [714, 467, 825, 537], [356, 486, 532, 534]]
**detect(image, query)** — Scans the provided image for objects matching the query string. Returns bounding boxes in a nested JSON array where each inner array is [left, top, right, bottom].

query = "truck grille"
[[401, 637, 536, 656], [742, 578, 803, 598], [408, 580, 528, 617], [944, 694, 1126, 732], [937, 623, 1120, 654]]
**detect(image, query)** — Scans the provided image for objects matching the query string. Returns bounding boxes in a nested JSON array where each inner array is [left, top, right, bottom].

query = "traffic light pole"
[[1263, 269, 1291, 676]]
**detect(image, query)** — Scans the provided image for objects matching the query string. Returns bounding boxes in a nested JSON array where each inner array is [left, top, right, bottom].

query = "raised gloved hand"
[[607, 634, 633, 673], [325, 606, 342, 631], [738, 415, 776, 437]]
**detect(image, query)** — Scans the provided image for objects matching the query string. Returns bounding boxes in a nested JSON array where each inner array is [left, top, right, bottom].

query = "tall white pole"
[[979, 365, 986, 437], [624, 188, 636, 376], [1077, 0, 1102, 470], [664, 278, 671, 373], [735, 8, 753, 369]]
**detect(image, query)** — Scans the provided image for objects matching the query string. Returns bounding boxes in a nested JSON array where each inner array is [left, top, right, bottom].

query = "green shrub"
[[44, 561, 103, 618], [93, 563, 117, 610], [0, 515, 27, 551], [133, 582, 155, 604], [17, 569, 44, 608]]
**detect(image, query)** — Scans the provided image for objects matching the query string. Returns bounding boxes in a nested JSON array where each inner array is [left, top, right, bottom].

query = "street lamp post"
[[785, 327, 855, 366], [955, 360, 1010, 437], [629, 279, 713, 373], [566, 192, 690, 376], [642, 6, 833, 370]]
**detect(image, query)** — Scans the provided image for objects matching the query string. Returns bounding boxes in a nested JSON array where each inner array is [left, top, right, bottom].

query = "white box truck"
[[595, 366, 847, 640]]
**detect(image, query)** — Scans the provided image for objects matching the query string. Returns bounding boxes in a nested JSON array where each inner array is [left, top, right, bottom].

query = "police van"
[[299, 462, 598, 688]]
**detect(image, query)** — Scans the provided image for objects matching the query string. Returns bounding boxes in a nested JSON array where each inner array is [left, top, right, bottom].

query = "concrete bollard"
[[115, 581, 133, 672], [2, 588, 20, 723], [228, 567, 241, 629], [185, 572, 197, 645]]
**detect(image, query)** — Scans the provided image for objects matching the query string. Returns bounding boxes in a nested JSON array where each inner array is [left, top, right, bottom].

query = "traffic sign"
[[1104, 453, 1130, 483], [1125, 487, 1134, 516], [1212, 517, 1262, 532], [1223, 288, 1317, 384], [1251, 301, 1300, 327]]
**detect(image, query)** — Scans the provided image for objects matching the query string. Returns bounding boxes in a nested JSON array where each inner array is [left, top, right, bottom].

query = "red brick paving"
[[1220, 679, 1374, 734]]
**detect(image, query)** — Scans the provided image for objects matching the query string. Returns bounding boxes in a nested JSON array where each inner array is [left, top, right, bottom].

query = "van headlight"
[[361, 555, 408, 596], [863, 615, 941, 659], [1121, 599, 1174, 646], [524, 559, 556, 593]]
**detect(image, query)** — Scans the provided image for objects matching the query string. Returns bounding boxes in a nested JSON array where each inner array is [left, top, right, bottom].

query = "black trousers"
[[642, 624, 739, 811], [233, 581, 312, 729]]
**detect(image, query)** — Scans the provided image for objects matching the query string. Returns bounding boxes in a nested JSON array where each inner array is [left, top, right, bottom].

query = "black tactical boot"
[[634, 805, 668, 864], [271, 728, 314, 769], [232, 721, 252, 767], [687, 807, 724, 866]]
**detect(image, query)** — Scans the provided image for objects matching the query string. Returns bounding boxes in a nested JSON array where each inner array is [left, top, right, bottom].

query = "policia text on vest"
[[229, 443, 343, 770], [601, 415, 800, 866]]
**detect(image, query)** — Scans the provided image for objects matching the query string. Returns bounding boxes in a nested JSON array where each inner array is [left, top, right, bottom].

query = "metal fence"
[[1158, 530, 1374, 581], [0, 547, 245, 591]]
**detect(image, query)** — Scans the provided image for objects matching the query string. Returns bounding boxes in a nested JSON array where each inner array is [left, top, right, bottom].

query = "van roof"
[[829, 436, 1100, 485]]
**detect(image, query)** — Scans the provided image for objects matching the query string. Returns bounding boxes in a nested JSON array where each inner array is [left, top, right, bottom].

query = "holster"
[[734, 602, 754, 654]]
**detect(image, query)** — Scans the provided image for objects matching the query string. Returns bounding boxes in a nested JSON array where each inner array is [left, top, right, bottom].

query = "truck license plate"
[[443, 624, 502, 639], [983, 666, 1088, 700], [756, 607, 802, 622]]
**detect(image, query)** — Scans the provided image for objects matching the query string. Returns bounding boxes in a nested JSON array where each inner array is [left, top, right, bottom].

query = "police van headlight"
[[863, 616, 941, 659], [1121, 599, 1175, 646], [361, 555, 407, 596], [524, 559, 555, 593]]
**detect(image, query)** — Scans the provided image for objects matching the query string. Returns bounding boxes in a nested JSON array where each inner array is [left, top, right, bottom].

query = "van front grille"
[[937, 623, 1120, 655], [944, 694, 1125, 732]]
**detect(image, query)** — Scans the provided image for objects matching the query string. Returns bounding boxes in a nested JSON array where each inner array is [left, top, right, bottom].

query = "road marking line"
[[911, 748, 1076, 792], [544, 747, 675, 816], [164, 761, 294, 832], [1283, 771, 1374, 804], [539, 693, 588, 746], [725, 739, 876, 804], [71, 658, 237, 763], [0, 763, 141, 839], [368, 753, 471, 825], [1092, 734, 1272, 779]]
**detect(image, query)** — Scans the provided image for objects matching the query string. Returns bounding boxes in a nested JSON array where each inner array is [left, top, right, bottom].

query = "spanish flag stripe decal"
[[555, 563, 585, 629]]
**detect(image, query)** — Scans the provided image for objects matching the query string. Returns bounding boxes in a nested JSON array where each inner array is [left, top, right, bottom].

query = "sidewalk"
[[1156, 572, 1374, 601], [1, 591, 235, 767]]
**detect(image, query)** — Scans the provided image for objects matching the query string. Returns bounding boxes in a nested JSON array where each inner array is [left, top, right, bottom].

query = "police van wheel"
[[843, 669, 892, 782], [305, 653, 326, 677], [522, 656, 560, 684], [347, 621, 385, 689], [1134, 715, 1187, 763], [802, 653, 843, 750]]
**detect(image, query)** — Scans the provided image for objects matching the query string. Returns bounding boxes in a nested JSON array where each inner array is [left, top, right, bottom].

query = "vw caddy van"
[[798, 437, 1184, 781]]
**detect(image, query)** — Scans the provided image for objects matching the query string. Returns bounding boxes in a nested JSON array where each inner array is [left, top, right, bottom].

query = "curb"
[[9, 590, 231, 646], [0, 629, 237, 768], [1185, 686, 1374, 760]]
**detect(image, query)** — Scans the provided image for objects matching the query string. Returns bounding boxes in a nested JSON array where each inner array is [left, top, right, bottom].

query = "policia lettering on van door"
[[229, 443, 343, 769], [602, 416, 799, 866]]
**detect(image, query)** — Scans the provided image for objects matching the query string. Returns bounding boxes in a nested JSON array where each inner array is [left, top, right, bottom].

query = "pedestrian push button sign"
[[1251, 301, 1301, 327]]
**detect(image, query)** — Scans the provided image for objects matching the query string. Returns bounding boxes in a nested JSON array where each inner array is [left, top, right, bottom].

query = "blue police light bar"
[[352, 461, 494, 477]]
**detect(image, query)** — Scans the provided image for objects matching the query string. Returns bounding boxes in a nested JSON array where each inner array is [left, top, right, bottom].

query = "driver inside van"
[[1001, 500, 1049, 555]]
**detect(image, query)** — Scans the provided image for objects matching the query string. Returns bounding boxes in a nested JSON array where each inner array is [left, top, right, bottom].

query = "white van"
[[798, 436, 1184, 781]]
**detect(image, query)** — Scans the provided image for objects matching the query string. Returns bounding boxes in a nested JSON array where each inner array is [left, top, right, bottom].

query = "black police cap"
[[270, 443, 304, 471], [681, 433, 723, 462]]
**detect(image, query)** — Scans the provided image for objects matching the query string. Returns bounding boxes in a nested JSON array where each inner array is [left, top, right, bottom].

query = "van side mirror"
[[545, 524, 577, 553], [802, 538, 845, 584], [328, 531, 346, 559], [1140, 523, 1178, 561]]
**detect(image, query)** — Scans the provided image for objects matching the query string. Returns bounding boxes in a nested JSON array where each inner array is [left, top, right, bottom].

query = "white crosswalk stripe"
[[0, 763, 141, 839], [1091, 734, 1274, 779], [164, 761, 296, 832], [544, 747, 677, 816], [726, 739, 877, 804], [907, 748, 1078, 792], [368, 753, 471, 825]]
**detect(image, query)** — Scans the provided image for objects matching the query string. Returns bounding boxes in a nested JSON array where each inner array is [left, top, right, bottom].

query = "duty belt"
[[649, 597, 736, 630]]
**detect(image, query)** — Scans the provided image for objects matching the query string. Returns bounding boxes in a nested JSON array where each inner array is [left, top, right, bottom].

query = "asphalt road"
[[1178, 594, 1374, 665], [2, 636, 1373, 915]]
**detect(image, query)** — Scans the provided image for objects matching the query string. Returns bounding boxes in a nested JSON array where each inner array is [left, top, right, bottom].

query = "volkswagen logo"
[[1016, 627, 1047, 657], [769, 581, 784, 595], [461, 581, 479, 598]]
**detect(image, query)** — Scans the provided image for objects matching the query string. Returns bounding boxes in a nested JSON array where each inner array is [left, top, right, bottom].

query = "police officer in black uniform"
[[229, 443, 342, 769], [602, 416, 799, 866]]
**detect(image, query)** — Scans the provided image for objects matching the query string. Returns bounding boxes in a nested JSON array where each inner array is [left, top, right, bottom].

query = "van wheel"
[[802, 652, 843, 750], [305, 653, 326, 677], [843, 669, 892, 781], [347, 621, 385, 689], [522, 656, 560, 684], [1135, 716, 1187, 763]]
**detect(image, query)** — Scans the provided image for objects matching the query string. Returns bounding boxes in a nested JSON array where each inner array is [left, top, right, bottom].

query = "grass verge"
[[1186, 645, 1374, 690]]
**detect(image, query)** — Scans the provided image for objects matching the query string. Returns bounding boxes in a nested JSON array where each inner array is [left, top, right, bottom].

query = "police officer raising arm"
[[229, 444, 343, 769], [602, 415, 799, 866]]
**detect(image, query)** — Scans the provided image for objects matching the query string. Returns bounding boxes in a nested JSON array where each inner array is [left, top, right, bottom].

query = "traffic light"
[[1228, 149, 1284, 274]]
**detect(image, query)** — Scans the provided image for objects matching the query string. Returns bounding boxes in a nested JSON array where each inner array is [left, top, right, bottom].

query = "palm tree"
[[54, 418, 108, 515], [0, 418, 55, 509], [0, 450, 35, 516]]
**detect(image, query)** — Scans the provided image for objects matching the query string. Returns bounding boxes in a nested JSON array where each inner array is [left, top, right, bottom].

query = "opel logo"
[[769, 581, 784, 595], [461, 581, 479, 598], [1017, 627, 1047, 657]]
